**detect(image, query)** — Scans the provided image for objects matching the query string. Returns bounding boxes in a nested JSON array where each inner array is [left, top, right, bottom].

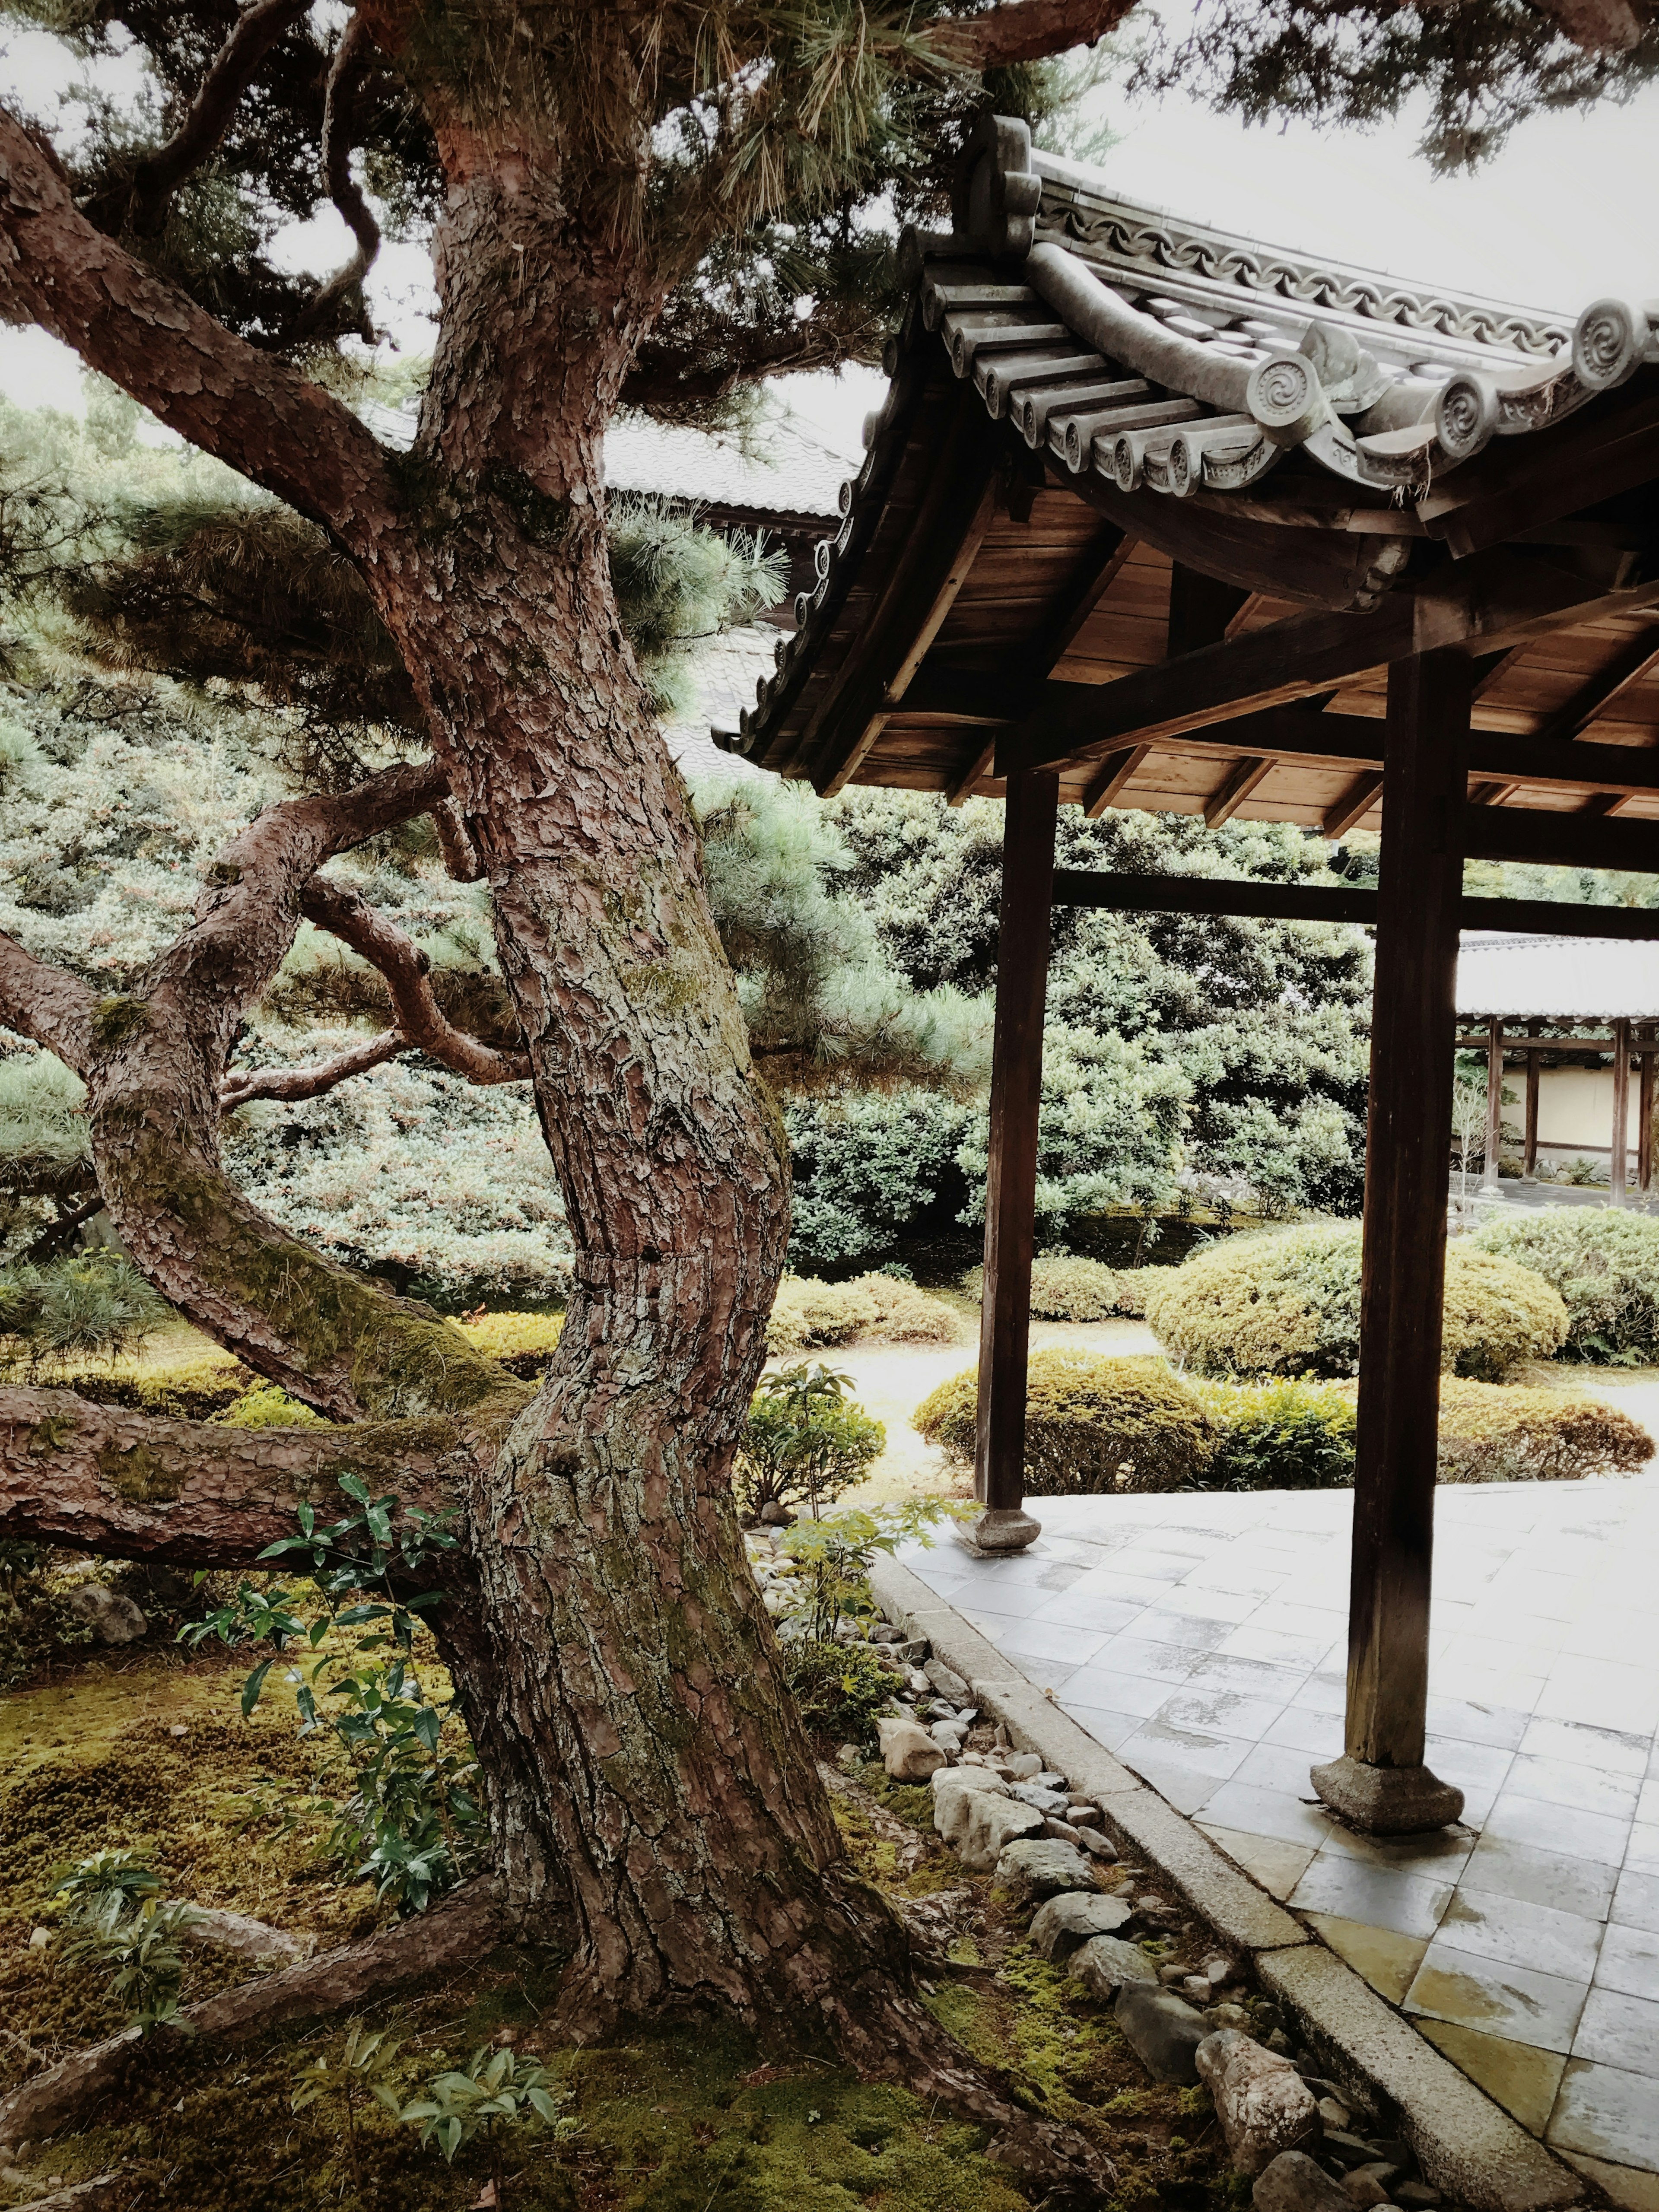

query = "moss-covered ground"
[[0, 1634, 1237, 2212]]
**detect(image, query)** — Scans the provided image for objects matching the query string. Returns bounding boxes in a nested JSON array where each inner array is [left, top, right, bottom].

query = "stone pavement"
[[895, 1450, 1659, 2195]]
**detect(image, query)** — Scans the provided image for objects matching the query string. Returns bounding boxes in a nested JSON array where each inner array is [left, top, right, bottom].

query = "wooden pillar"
[[1639, 1040, 1654, 1195], [1611, 1018, 1631, 1205], [1312, 651, 1468, 1836], [1524, 1022, 1541, 1180], [970, 767, 1059, 1553], [1481, 1017, 1504, 1194]]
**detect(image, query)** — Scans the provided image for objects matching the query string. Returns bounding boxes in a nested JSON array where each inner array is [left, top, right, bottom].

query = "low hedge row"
[[913, 1350, 1651, 1493], [1142, 1222, 1568, 1381], [767, 1272, 958, 1354]]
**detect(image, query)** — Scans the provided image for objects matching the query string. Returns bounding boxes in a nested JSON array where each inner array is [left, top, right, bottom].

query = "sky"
[[2, 16, 1658, 462]]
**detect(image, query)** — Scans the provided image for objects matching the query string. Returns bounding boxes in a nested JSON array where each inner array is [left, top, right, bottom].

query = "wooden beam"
[[1641, 1050, 1655, 1194], [1613, 1017, 1632, 1206], [971, 769, 1058, 1553], [1456, 1034, 1619, 1050], [1427, 389, 1659, 561], [1324, 771, 1384, 838], [1168, 564, 1252, 659], [1462, 807, 1659, 872], [1319, 649, 1472, 1835], [1004, 551, 1659, 779], [1052, 871, 1659, 942]]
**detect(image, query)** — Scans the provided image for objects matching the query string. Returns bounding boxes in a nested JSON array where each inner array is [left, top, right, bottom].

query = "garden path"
[[890, 1388, 1659, 2200]]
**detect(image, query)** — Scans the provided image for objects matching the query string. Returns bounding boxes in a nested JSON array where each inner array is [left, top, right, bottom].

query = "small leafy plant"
[[292, 2019, 404, 2200], [181, 1476, 483, 1914], [777, 1497, 967, 1642], [734, 1362, 884, 1523], [51, 1849, 194, 2035], [400, 2044, 575, 2207]]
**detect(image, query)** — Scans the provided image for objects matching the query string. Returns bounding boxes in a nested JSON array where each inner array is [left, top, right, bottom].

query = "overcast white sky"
[[3, 17, 1657, 460]]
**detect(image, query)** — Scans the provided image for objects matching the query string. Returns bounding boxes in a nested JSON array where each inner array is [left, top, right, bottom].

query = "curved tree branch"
[[300, 874, 531, 1085], [431, 793, 486, 883], [82, 0, 314, 240], [283, 16, 383, 347], [220, 1027, 404, 1110], [0, 930, 96, 1072], [0, 1385, 466, 1566], [0, 106, 398, 544], [931, 0, 1140, 67]]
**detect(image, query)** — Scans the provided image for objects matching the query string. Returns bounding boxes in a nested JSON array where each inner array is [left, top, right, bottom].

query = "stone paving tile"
[[1229, 1737, 1325, 1797], [1190, 1777, 1339, 1851], [1261, 1704, 1346, 1758], [1196, 1822, 1317, 1901], [1574, 1987, 1659, 2075], [1154, 1685, 1294, 1739], [1625, 1825, 1659, 1875], [1405, 1938, 1590, 2054], [1419, 2021, 1567, 2136], [1550, 2057, 1659, 2177], [1289, 1854, 1454, 1938], [1506, 1752, 1645, 1823], [1596, 1924, 1659, 2000], [1483, 1789, 1634, 1869], [1058, 1665, 1193, 1719], [1613, 1869, 1659, 1933], [1459, 1834, 1620, 1922], [1437, 1888, 1605, 1982], [1088, 1632, 1213, 1684], [1522, 1716, 1653, 1777], [1055, 1701, 1141, 1753]]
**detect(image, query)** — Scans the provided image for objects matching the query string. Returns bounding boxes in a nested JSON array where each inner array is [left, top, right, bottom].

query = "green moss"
[[91, 995, 151, 1049], [99, 1440, 183, 1502]]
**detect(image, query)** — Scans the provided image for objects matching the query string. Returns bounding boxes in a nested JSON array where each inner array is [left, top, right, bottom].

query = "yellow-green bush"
[[1143, 1223, 1566, 1381], [1434, 1379, 1652, 1483], [1110, 1265, 1184, 1321], [455, 1309, 564, 1378], [913, 1349, 1216, 1495], [62, 1352, 251, 1420], [1193, 1377, 1358, 1491], [767, 1272, 958, 1354], [213, 1382, 333, 1430], [1468, 1206, 1659, 1363], [963, 1253, 1121, 1322]]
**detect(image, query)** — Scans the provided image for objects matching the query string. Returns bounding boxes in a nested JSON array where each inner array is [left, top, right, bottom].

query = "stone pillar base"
[[955, 1506, 1042, 1557], [1310, 1754, 1465, 1836]]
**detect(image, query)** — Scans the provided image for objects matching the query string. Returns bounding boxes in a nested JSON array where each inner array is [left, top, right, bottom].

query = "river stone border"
[[870, 1555, 1587, 2212]]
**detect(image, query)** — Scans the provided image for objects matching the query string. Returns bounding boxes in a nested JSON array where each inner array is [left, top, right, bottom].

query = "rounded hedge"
[[1468, 1206, 1659, 1365], [963, 1252, 1122, 1322], [1142, 1222, 1567, 1381], [1436, 1378, 1653, 1483], [913, 1348, 1216, 1495]]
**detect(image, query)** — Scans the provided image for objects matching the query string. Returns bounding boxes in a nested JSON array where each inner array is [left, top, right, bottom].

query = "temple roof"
[[715, 117, 1659, 852], [1458, 932, 1659, 1021]]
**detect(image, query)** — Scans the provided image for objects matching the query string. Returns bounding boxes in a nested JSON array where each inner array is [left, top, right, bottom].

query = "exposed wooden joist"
[[1081, 745, 1150, 819], [1203, 756, 1274, 827], [1536, 625, 1659, 743], [944, 524, 1134, 807], [1323, 770, 1385, 839], [1004, 551, 1659, 779]]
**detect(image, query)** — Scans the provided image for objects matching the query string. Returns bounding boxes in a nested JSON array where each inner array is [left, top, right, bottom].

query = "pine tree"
[[0, 0, 1643, 2160]]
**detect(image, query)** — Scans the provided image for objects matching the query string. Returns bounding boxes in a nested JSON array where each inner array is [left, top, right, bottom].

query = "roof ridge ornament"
[[954, 112, 1042, 261], [1573, 297, 1659, 390]]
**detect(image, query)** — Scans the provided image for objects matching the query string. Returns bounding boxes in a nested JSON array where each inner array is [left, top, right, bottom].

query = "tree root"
[[0, 1879, 504, 2146]]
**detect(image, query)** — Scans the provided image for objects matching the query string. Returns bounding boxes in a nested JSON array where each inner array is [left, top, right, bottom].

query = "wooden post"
[[970, 768, 1059, 1553], [1612, 1017, 1631, 1205], [1481, 1016, 1504, 1194], [1524, 1021, 1541, 1179], [1640, 1040, 1654, 1194], [1312, 651, 1468, 1836]]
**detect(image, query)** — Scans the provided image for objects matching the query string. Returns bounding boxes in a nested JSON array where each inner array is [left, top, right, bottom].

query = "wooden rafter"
[[1049, 871, 1659, 941], [1538, 625, 1659, 743], [1203, 755, 1274, 827], [1322, 771, 1385, 838], [1081, 744, 1149, 818]]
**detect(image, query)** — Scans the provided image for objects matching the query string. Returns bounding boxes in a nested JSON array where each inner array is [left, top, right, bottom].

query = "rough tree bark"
[[0, 85, 1113, 2195]]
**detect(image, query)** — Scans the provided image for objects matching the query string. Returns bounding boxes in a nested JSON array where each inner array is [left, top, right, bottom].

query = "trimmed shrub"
[[767, 1271, 958, 1354], [1435, 1379, 1653, 1484], [735, 1363, 886, 1521], [781, 1639, 902, 1746], [1110, 1264, 1184, 1320], [1468, 1207, 1659, 1364], [913, 1349, 1217, 1495], [1195, 1377, 1357, 1492], [1143, 1222, 1566, 1381], [456, 1308, 565, 1378], [963, 1252, 1121, 1322]]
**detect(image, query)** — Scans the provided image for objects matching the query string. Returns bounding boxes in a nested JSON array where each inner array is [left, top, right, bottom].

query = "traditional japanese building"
[[715, 116, 1659, 1841]]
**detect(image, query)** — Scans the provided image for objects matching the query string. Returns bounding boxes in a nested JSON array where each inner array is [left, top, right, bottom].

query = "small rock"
[[1029, 1891, 1133, 1961], [168, 1724, 188, 1738], [1203, 1953, 1237, 1988], [927, 1698, 959, 1719], [759, 1501, 790, 1525], [1068, 1934, 1160, 1999], [1003, 1751, 1042, 1780], [1316, 2096, 1351, 2133], [1067, 1803, 1102, 1827], [1159, 1962, 1193, 1986], [1182, 1974, 1214, 2003], [1009, 1783, 1070, 1815], [1135, 1894, 1170, 1914], [1394, 2186, 1441, 2209], [1076, 1827, 1118, 1861], [888, 1637, 928, 1665], [1323, 2132, 1382, 2171], [906, 1670, 932, 1696], [1043, 1817, 1087, 1844], [61, 1583, 146, 1646], [1204, 2002, 1251, 2030], [994, 1837, 1096, 1903], [876, 1716, 947, 1782], [1266, 2029, 1294, 2056], [1253, 2151, 1355, 2212], [1114, 1984, 1209, 2085], [869, 1623, 900, 1644], [27, 1928, 49, 1950], [929, 1721, 967, 1753], [931, 1770, 1040, 1868], [1342, 2167, 1401, 2208], [924, 1659, 970, 1702], [1196, 2029, 1319, 2176], [1033, 1771, 1067, 1790]]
